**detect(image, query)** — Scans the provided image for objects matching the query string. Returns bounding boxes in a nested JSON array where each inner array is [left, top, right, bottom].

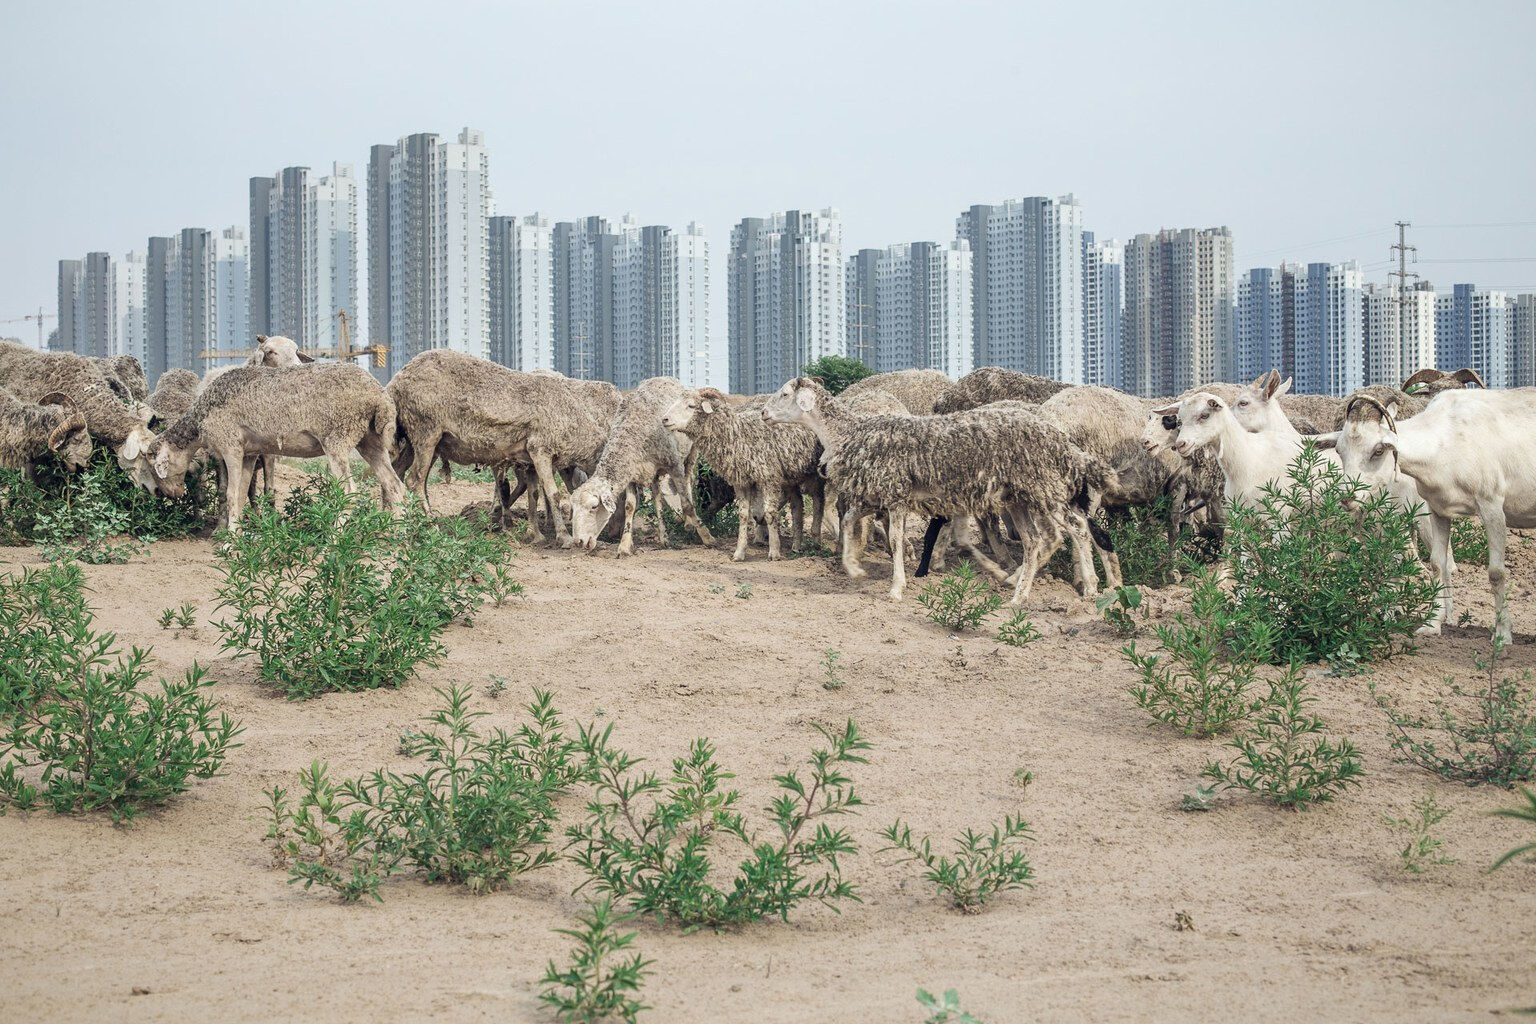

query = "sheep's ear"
[[599, 488, 617, 514], [795, 388, 816, 411], [700, 399, 714, 414], [1206, 397, 1220, 411], [1150, 404, 1178, 417], [1313, 431, 1340, 451], [120, 431, 142, 461], [297, 351, 315, 364], [153, 443, 172, 479], [255, 335, 267, 344]]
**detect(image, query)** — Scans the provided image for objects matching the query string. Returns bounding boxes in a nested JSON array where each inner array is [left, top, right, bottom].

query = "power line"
[[1240, 227, 1392, 260], [1418, 257, 1536, 264], [1414, 220, 1536, 230]]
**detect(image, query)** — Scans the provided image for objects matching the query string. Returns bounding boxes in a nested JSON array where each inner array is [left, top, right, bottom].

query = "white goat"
[[1316, 390, 1536, 643], [1154, 390, 1330, 507]]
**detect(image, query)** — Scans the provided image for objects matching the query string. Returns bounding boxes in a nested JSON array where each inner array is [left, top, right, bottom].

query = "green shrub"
[[265, 685, 580, 902], [1124, 570, 1266, 738], [821, 648, 846, 690], [995, 610, 1043, 647], [1220, 445, 1439, 665], [566, 721, 869, 930], [0, 447, 217, 548], [1096, 584, 1144, 637], [1450, 519, 1488, 566], [917, 988, 987, 1024], [0, 563, 240, 821], [1373, 638, 1536, 787], [879, 815, 1034, 913], [539, 899, 652, 1024], [918, 561, 1001, 632], [1491, 787, 1536, 870], [801, 354, 874, 395], [215, 479, 516, 699], [1384, 792, 1455, 874], [1203, 668, 1364, 810], [1102, 496, 1221, 587]]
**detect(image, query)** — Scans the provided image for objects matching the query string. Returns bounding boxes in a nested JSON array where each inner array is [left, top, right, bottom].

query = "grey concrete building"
[[728, 209, 844, 395], [845, 248, 880, 367], [54, 259, 81, 352], [144, 236, 174, 384], [366, 143, 394, 378], [553, 215, 617, 381], [1122, 227, 1234, 397], [248, 175, 274, 337]]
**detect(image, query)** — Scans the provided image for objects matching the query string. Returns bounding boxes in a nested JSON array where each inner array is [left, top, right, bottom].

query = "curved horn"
[[1451, 367, 1486, 389], [40, 392, 88, 450], [1344, 394, 1397, 434], [1402, 368, 1444, 390]]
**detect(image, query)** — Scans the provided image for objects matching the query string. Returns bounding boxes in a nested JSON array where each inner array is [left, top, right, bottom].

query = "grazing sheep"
[[763, 377, 1115, 603], [148, 368, 201, 424], [931, 366, 1070, 414], [0, 388, 91, 474], [94, 355, 149, 402], [0, 341, 158, 489], [1316, 388, 1536, 642], [662, 386, 822, 561], [570, 376, 715, 555], [839, 368, 955, 415], [149, 363, 403, 532]]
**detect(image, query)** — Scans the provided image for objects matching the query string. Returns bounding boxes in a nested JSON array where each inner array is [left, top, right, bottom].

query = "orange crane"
[[0, 307, 57, 348]]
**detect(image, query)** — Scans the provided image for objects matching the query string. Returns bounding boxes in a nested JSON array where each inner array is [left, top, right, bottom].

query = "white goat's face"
[[570, 478, 616, 550], [1317, 418, 1398, 495], [1229, 372, 1293, 434], [1167, 394, 1227, 457]]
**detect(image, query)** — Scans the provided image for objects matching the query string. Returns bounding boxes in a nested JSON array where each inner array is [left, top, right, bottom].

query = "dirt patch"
[[3, 467, 1535, 1023]]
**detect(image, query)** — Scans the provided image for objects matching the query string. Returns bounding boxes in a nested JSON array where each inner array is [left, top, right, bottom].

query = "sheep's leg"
[[1009, 524, 1047, 607], [356, 431, 404, 509], [220, 451, 245, 533], [786, 486, 804, 552], [404, 430, 441, 512], [322, 440, 356, 495], [262, 455, 276, 497], [731, 487, 753, 562], [807, 478, 825, 544], [529, 450, 572, 547], [1482, 504, 1512, 645], [763, 483, 783, 560], [617, 484, 638, 557], [1068, 527, 1097, 597], [887, 508, 908, 600], [1419, 512, 1453, 635], [930, 520, 951, 573], [839, 499, 867, 579], [243, 456, 260, 505]]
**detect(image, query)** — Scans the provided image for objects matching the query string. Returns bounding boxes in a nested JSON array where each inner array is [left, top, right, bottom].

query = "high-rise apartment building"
[[249, 163, 358, 352], [488, 214, 557, 372], [1437, 284, 1515, 388], [1236, 265, 1294, 383], [848, 241, 972, 377], [658, 222, 715, 388], [71, 253, 116, 360], [115, 251, 146, 367], [728, 209, 844, 394], [145, 237, 174, 383], [956, 195, 1084, 381], [1514, 293, 1536, 388], [1122, 227, 1234, 397], [366, 144, 395, 377], [553, 215, 616, 381], [53, 259, 81, 352], [1363, 281, 1436, 387], [54, 251, 146, 365], [159, 227, 249, 373], [374, 128, 492, 375], [1082, 233, 1123, 389], [1293, 261, 1364, 397]]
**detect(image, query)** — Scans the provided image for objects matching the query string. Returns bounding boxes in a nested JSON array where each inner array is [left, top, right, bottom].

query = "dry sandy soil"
[[3, 469, 1535, 1024]]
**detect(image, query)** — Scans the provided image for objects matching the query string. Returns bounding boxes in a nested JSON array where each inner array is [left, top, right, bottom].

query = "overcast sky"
[[3, 0, 1533, 348]]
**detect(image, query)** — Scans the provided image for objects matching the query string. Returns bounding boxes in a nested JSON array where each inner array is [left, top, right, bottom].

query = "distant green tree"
[[801, 355, 874, 395]]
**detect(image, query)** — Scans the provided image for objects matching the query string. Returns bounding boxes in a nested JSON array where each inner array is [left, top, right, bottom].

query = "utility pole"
[[1390, 221, 1419, 375]]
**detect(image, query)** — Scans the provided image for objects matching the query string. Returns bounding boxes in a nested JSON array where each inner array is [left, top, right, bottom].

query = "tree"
[[801, 355, 874, 395]]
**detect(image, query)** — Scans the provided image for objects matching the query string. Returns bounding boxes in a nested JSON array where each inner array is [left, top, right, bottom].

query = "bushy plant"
[[1491, 787, 1536, 870], [566, 721, 869, 930], [1203, 667, 1364, 809], [918, 561, 1001, 632], [0, 447, 217, 548], [1450, 519, 1488, 566], [33, 461, 143, 563], [1096, 584, 1144, 637], [539, 899, 652, 1024], [1102, 497, 1221, 587], [215, 479, 517, 698], [995, 610, 1043, 647], [1124, 570, 1267, 737], [0, 563, 240, 821], [917, 988, 986, 1024], [801, 354, 874, 395], [821, 648, 846, 690], [1221, 445, 1439, 664], [264, 685, 580, 901], [1384, 792, 1455, 874], [880, 815, 1034, 913], [1373, 638, 1536, 787]]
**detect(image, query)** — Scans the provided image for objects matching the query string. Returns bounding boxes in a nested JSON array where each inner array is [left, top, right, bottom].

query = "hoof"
[[845, 566, 867, 580], [731, 551, 747, 563], [1415, 623, 1444, 637], [887, 589, 904, 602]]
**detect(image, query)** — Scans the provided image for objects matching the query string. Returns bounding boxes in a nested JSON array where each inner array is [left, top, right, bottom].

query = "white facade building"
[[305, 163, 359, 353], [1122, 227, 1235, 397], [489, 214, 557, 371], [210, 227, 251, 363], [1363, 282, 1436, 387], [115, 251, 146, 365], [1082, 235, 1123, 389], [956, 195, 1085, 382], [1438, 284, 1515, 388], [660, 222, 715, 388], [1514, 294, 1536, 388], [729, 208, 844, 394], [1293, 261, 1364, 397], [861, 240, 972, 377]]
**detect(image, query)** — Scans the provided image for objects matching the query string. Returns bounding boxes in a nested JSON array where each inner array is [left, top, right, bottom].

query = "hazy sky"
[[4, 0, 1534, 348]]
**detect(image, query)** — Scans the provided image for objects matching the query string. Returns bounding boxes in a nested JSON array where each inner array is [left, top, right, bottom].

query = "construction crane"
[[0, 307, 57, 348], [195, 310, 389, 368]]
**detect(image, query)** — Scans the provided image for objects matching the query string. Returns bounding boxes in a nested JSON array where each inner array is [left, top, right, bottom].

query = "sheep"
[[931, 366, 1070, 414], [148, 362, 403, 532], [93, 355, 149, 403], [662, 386, 823, 561], [0, 340, 158, 490], [570, 376, 715, 555], [0, 388, 91, 475], [763, 377, 1116, 603], [1315, 388, 1536, 642], [839, 368, 955, 415], [148, 368, 201, 423]]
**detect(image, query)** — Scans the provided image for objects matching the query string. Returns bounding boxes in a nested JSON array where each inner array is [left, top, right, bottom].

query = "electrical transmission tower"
[[1390, 221, 1419, 374]]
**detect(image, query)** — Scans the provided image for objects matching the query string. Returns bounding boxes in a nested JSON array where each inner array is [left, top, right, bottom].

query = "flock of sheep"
[[2, 334, 1531, 645]]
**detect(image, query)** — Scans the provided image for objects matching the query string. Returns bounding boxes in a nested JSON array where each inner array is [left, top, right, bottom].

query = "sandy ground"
[[3, 469, 1536, 1024]]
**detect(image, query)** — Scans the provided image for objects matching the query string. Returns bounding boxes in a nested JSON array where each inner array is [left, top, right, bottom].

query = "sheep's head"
[[1140, 407, 1178, 455], [1230, 370, 1292, 434], [762, 378, 823, 426], [1156, 393, 1228, 457], [1314, 395, 1400, 494], [39, 393, 92, 470], [570, 476, 617, 550], [147, 436, 196, 498], [663, 388, 724, 433], [256, 335, 308, 368], [114, 425, 161, 491]]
